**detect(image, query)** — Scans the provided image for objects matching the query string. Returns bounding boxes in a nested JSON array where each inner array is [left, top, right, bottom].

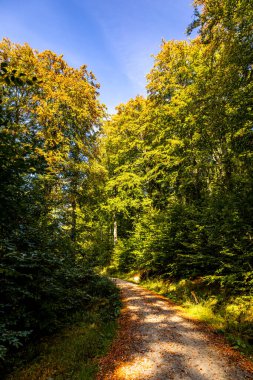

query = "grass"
[[6, 310, 118, 380], [114, 271, 253, 359]]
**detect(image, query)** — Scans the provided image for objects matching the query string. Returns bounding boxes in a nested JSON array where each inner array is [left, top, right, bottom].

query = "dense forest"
[[105, 0, 253, 283], [1, 0, 253, 374], [103, 0, 253, 349], [0, 39, 118, 374]]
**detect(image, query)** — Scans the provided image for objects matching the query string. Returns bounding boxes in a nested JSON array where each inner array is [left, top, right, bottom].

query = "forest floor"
[[97, 279, 253, 380]]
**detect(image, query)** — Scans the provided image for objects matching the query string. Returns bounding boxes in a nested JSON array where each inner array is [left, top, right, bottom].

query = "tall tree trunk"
[[71, 198, 76, 242], [113, 214, 117, 245]]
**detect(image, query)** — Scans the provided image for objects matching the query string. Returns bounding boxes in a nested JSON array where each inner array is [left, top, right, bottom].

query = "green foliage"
[[5, 299, 119, 380], [0, 39, 116, 376], [2, 0, 253, 370], [100, 3, 253, 364], [103, 0, 253, 322], [0, 244, 119, 371]]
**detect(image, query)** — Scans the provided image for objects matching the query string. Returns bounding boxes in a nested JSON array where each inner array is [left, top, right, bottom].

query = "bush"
[[0, 246, 120, 374]]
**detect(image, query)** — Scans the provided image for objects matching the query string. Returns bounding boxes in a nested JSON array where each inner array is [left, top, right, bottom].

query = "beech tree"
[[103, 0, 253, 286], [0, 39, 114, 368]]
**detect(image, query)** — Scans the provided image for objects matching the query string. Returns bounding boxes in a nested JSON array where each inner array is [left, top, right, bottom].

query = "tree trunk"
[[71, 198, 77, 242], [113, 215, 117, 245]]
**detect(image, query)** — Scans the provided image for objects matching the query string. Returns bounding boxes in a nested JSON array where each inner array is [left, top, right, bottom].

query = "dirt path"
[[97, 279, 253, 380]]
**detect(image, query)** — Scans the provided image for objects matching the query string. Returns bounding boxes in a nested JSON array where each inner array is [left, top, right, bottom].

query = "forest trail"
[[97, 279, 253, 380]]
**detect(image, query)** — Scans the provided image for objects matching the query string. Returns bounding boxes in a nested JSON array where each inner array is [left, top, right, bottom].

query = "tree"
[[0, 39, 111, 369], [103, 0, 253, 288]]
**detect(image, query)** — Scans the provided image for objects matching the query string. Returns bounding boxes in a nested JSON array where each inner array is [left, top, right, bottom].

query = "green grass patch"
[[183, 302, 224, 328], [6, 310, 117, 380]]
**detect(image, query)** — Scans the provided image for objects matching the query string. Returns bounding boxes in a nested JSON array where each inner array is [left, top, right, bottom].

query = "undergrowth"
[[4, 278, 121, 380]]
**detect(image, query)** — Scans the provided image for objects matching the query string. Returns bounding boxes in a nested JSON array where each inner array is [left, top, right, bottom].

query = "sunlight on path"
[[97, 279, 252, 380]]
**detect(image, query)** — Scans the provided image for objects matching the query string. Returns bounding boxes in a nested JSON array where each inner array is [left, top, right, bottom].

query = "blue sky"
[[0, 0, 194, 113]]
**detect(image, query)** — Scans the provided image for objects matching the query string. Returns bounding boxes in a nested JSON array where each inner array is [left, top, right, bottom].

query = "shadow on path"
[[97, 279, 252, 380]]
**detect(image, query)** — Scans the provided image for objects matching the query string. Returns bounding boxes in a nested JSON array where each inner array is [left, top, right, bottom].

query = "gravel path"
[[97, 279, 253, 380]]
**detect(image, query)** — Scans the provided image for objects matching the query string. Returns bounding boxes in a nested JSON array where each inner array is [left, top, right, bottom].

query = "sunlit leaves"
[[103, 1, 253, 292]]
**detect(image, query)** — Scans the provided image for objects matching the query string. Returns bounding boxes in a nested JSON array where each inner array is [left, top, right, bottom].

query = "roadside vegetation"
[[6, 301, 119, 380]]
